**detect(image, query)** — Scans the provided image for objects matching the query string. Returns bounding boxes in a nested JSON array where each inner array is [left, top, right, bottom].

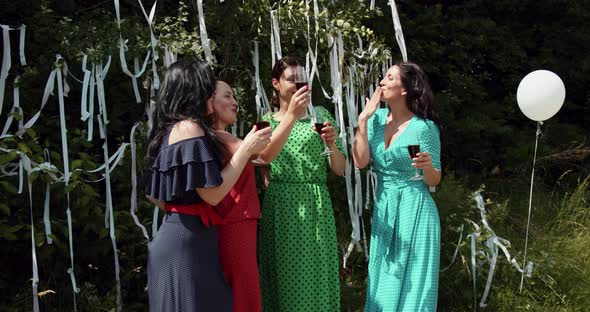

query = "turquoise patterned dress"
[[365, 108, 441, 312]]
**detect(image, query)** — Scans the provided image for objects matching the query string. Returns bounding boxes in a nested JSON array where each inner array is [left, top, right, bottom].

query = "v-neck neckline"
[[383, 113, 415, 152]]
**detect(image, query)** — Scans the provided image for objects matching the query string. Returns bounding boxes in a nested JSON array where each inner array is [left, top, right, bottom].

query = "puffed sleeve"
[[419, 120, 441, 171], [366, 108, 384, 144], [144, 137, 223, 202]]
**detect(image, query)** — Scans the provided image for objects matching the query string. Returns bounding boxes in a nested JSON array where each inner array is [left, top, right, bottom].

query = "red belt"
[[164, 202, 224, 227]]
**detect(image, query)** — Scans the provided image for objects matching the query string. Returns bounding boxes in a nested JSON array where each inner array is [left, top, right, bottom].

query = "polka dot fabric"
[[365, 108, 441, 312], [146, 131, 232, 312], [259, 107, 342, 312]]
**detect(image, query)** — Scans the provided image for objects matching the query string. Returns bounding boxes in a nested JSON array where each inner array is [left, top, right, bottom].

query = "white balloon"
[[516, 70, 566, 121]]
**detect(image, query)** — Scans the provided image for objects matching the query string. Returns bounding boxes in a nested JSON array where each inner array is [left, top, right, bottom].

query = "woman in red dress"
[[211, 80, 263, 312]]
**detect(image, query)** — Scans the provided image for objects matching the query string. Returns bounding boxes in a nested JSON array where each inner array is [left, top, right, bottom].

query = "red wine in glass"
[[314, 123, 325, 135], [407, 144, 423, 180], [407, 145, 420, 159], [295, 82, 308, 90], [255, 121, 270, 131]]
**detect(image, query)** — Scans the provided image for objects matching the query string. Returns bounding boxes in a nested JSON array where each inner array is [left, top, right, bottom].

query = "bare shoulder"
[[168, 120, 205, 145]]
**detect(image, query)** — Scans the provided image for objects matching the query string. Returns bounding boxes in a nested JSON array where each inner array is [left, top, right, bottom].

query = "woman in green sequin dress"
[[353, 62, 442, 311], [257, 57, 346, 312]]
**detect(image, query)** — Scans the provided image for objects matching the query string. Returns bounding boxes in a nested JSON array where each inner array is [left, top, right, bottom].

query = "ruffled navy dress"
[[145, 131, 233, 312]]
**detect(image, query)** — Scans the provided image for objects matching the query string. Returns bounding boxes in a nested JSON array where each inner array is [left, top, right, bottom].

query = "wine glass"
[[407, 137, 423, 181], [294, 65, 308, 91], [294, 65, 313, 120], [312, 107, 332, 157], [250, 109, 270, 165]]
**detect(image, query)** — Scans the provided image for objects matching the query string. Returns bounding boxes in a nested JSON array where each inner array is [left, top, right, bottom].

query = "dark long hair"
[[397, 61, 442, 131], [145, 60, 226, 165], [270, 56, 300, 108]]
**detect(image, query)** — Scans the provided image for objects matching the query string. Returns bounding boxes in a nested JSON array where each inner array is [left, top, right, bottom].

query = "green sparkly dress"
[[365, 108, 441, 312], [259, 107, 343, 312]]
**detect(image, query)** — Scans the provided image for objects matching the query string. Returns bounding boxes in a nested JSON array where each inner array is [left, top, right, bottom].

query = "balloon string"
[[519, 121, 541, 292]]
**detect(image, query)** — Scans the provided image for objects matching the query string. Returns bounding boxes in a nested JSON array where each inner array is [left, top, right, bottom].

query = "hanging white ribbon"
[[11, 152, 41, 312], [130, 123, 150, 241], [0, 25, 11, 116], [19, 56, 63, 136], [66, 194, 81, 302], [42, 149, 53, 244], [1, 77, 23, 136], [87, 65, 96, 141], [146, 81, 156, 135], [152, 206, 159, 237], [114, 0, 151, 102], [466, 192, 534, 308], [95, 103, 122, 310], [163, 45, 177, 68], [135, 0, 160, 89], [270, 10, 282, 65], [520, 121, 542, 292], [196, 0, 215, 63], [388, 0, 408, 62], [80, 55, 91, 121], [252, 41, 271, 114], [440, 224, 464, 272], [19, 25, 26, 66]]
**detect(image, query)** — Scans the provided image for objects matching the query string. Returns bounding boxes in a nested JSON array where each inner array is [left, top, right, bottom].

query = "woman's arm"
[[175, 124, 271, 206], [413, 152, 441, 186], [146, 195, 165, 211], [258, 87, 310, 163], [353, 89, 382, 169], [316, 121, 345, 176], [413, 122, 442, 186]]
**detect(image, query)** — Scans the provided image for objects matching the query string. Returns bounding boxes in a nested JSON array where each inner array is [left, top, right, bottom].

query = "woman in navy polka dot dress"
[[353, 61, 442, 311], [257, 57, 347, 312], [144, 60, 271, 312]]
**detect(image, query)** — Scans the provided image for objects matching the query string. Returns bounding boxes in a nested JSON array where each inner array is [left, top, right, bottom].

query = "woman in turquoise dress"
[[353, 61, 442, 311]]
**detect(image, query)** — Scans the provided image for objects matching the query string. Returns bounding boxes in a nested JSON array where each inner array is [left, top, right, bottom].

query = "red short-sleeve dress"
[[216, 160, 262, 312]]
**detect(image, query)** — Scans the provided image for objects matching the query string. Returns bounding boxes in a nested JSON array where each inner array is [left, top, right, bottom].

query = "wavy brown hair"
[[145, 60, 226, 166], [397, 61, 442, 131]]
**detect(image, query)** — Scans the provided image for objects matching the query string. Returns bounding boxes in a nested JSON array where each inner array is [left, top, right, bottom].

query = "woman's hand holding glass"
[[314, 120, 338, 156], [286, 85, 310, 119], [241, 125, 272, 156], [411, 151, 433, 170]]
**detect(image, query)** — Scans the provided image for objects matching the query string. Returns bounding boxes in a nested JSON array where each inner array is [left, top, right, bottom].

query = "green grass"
[[337, 175, 590, 311]]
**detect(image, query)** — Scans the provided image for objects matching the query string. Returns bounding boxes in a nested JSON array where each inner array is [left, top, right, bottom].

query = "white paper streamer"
[[19, 25, 26, 66], [11, 152, 41, 312], [467, 192, 534, 308], [1, 78, 23, 136], [520, 122, 542, 292], [130, 123, 149, 241], [135, 0, 160, 89], [270, 10, 282, 65], [0, 25, 11, 116], [252, 41, 271, 114], [87, 65, 95, 141], [440, 224, 464, 272], [388, 0, 408, 61], [196, 0, 215, 63], [43, 155, 53, 244], [152, 206, 159, 237]]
